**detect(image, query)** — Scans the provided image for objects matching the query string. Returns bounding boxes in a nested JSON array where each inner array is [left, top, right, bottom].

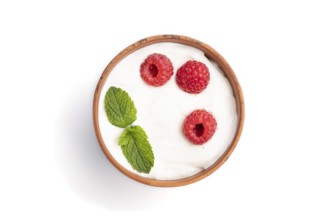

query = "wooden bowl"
[[93, 35, 245, 187]]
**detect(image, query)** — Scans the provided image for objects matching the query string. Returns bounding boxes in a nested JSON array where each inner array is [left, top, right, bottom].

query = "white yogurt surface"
[[98, 42, 238, 180]]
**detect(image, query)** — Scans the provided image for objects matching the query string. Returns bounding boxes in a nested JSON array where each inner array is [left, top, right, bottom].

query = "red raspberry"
[[140, 53, 174, 86], [176, 60, 210, 94], [183, 109, 217, 145]]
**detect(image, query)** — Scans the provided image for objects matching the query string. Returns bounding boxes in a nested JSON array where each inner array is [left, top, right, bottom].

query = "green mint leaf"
[[118, 126, 154, 173], [104, 86, 137, 128]]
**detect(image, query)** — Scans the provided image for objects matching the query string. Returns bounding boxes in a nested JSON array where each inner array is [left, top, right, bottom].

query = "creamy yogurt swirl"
[[98, 42, 237, 180]]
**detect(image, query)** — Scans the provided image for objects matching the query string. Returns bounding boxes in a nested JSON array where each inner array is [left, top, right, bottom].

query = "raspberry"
[[183, 109, 217, 145], [140, 53, 174, 86], [176, 60, 210, 94]]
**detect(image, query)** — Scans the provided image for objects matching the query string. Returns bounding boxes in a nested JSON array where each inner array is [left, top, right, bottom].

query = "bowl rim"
[[93, 34, 245, 187]]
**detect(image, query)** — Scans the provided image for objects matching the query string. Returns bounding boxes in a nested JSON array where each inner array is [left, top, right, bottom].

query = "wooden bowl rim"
[[93, 34, 245, 187]]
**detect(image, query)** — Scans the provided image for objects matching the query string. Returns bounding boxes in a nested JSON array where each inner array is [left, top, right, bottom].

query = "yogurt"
[[98, 42, 237, 180]]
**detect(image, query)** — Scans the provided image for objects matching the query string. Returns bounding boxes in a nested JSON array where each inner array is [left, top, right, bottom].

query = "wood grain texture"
[[93, 35, 245, 187]]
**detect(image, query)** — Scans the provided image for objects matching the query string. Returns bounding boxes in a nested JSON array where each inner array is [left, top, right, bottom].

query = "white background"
[[0, 0, 329, 219]]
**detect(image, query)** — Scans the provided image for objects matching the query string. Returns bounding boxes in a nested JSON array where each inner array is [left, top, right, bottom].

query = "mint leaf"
[[104, 87, 137, 128], [119, 126, 154, 173], [104, 87, 154, 173]]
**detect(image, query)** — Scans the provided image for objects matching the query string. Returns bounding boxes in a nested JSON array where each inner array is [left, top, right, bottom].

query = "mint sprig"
[[104, 87, 137, 128], [104, 86, 154, 174], [119, 126, 154, 173]]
